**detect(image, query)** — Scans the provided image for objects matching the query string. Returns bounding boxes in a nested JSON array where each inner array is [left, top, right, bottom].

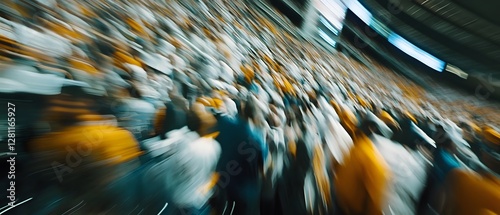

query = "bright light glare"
[[320, 16, 339, 35], [348, 0, 373, 25], [319, 29, 337, 47], [368, 20, 391, 38], [319, 0, 347, 18], [388, 33, 446, 72]]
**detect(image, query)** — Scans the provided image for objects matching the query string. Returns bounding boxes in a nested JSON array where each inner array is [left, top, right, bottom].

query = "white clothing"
[[371, 134, 428, 215]]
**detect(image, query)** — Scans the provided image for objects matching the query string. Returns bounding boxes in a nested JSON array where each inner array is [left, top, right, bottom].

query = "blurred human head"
[[188, 102, 217, 135], [433, 125, 455, 151], [359, 117, 378, 137], [43, 86, 96, 128]]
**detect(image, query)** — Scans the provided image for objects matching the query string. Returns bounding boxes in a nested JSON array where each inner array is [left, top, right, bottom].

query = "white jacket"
[[146, 129, 221, 209], [371, 134, 428, 215]]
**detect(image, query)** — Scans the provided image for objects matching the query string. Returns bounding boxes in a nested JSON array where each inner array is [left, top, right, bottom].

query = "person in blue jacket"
[[212, 97, 267, 215]]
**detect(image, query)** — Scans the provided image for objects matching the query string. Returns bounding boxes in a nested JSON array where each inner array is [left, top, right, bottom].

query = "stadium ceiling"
[[359, 0, 500, 76]]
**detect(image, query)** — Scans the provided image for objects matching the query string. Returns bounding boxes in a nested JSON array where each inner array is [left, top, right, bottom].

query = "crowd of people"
[[0, 0, 499, 214]]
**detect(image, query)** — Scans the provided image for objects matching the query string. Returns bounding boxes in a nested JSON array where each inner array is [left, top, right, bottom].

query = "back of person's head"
[[187, 108, 202, 132], [241, 97, 255, 120], [188, 102, 217, 135], [45, 86, 96, 127], [433, 127, 454, 150], [359, 118, 377, 136]]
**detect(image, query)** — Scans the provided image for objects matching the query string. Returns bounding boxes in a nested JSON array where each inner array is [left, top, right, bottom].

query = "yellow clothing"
[[241, 64, 254, 82], [154, 106, 167, 136], [29, 119, 142, 166], [7, 1, 29, 18], [330, 100, 342, 116], [404, 111, 418, 124], [114, 51, 142, 71], [444, 170, 500, 215], [45, 21, 80, 40], [312, 144, 332, 208], [340, 109, 358, 139], [79, 3, 97, 18], [357, 96, 372, 110], [252, 60, 261, 73], [169, 37, 183, 49], [483, 127, 500, 145], [335, 133, 390, 215], [379, 111, 399, 130], [469, 122, 482, 135], [263, 54, 274, 67], [212, 98, 224, 109], [282, 79, 294, 96], [196, 97, 213, 107], [203, 27, 213, 40], [288, 140, 297, 158], [127, 18, 146, 37], [69, 59, 99, 75], [0, 35, 20, 54]]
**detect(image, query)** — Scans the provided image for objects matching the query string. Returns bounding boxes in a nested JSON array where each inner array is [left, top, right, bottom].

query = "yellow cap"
[[340, 108, 358, 138], [114, 51, 142, 71], [404, 111, 418, 124], [212, 98, 224, 109], [69, 58, 99, 75], [196, 97, 213, 107], [379, 111, 399, 130]]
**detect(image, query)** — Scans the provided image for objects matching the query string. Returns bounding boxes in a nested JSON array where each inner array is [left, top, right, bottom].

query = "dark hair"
[[360, 119, 377, 136], [187, 110, 202, 132], [432, 127, 453, 149], [243, 100, 255, 120], [126, 82, 143, 98], [61, 86, 88, 98]]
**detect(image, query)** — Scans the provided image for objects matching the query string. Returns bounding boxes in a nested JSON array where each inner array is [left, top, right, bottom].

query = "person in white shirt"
[[143, 102, 221, 215]]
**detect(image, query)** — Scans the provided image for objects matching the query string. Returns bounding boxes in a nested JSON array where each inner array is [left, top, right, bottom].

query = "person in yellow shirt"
[[27, 86, 143, 214], [442, 129, 500, 215], [335, 112, 391, 215], [443, 168, 500, 215]]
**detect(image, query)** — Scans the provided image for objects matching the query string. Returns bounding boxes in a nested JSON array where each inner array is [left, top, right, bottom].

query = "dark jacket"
[[159, 97, 188, 140]]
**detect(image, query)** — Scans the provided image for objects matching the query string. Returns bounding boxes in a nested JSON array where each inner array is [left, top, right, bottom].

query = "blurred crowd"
[[0, 0, 499, 214]]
